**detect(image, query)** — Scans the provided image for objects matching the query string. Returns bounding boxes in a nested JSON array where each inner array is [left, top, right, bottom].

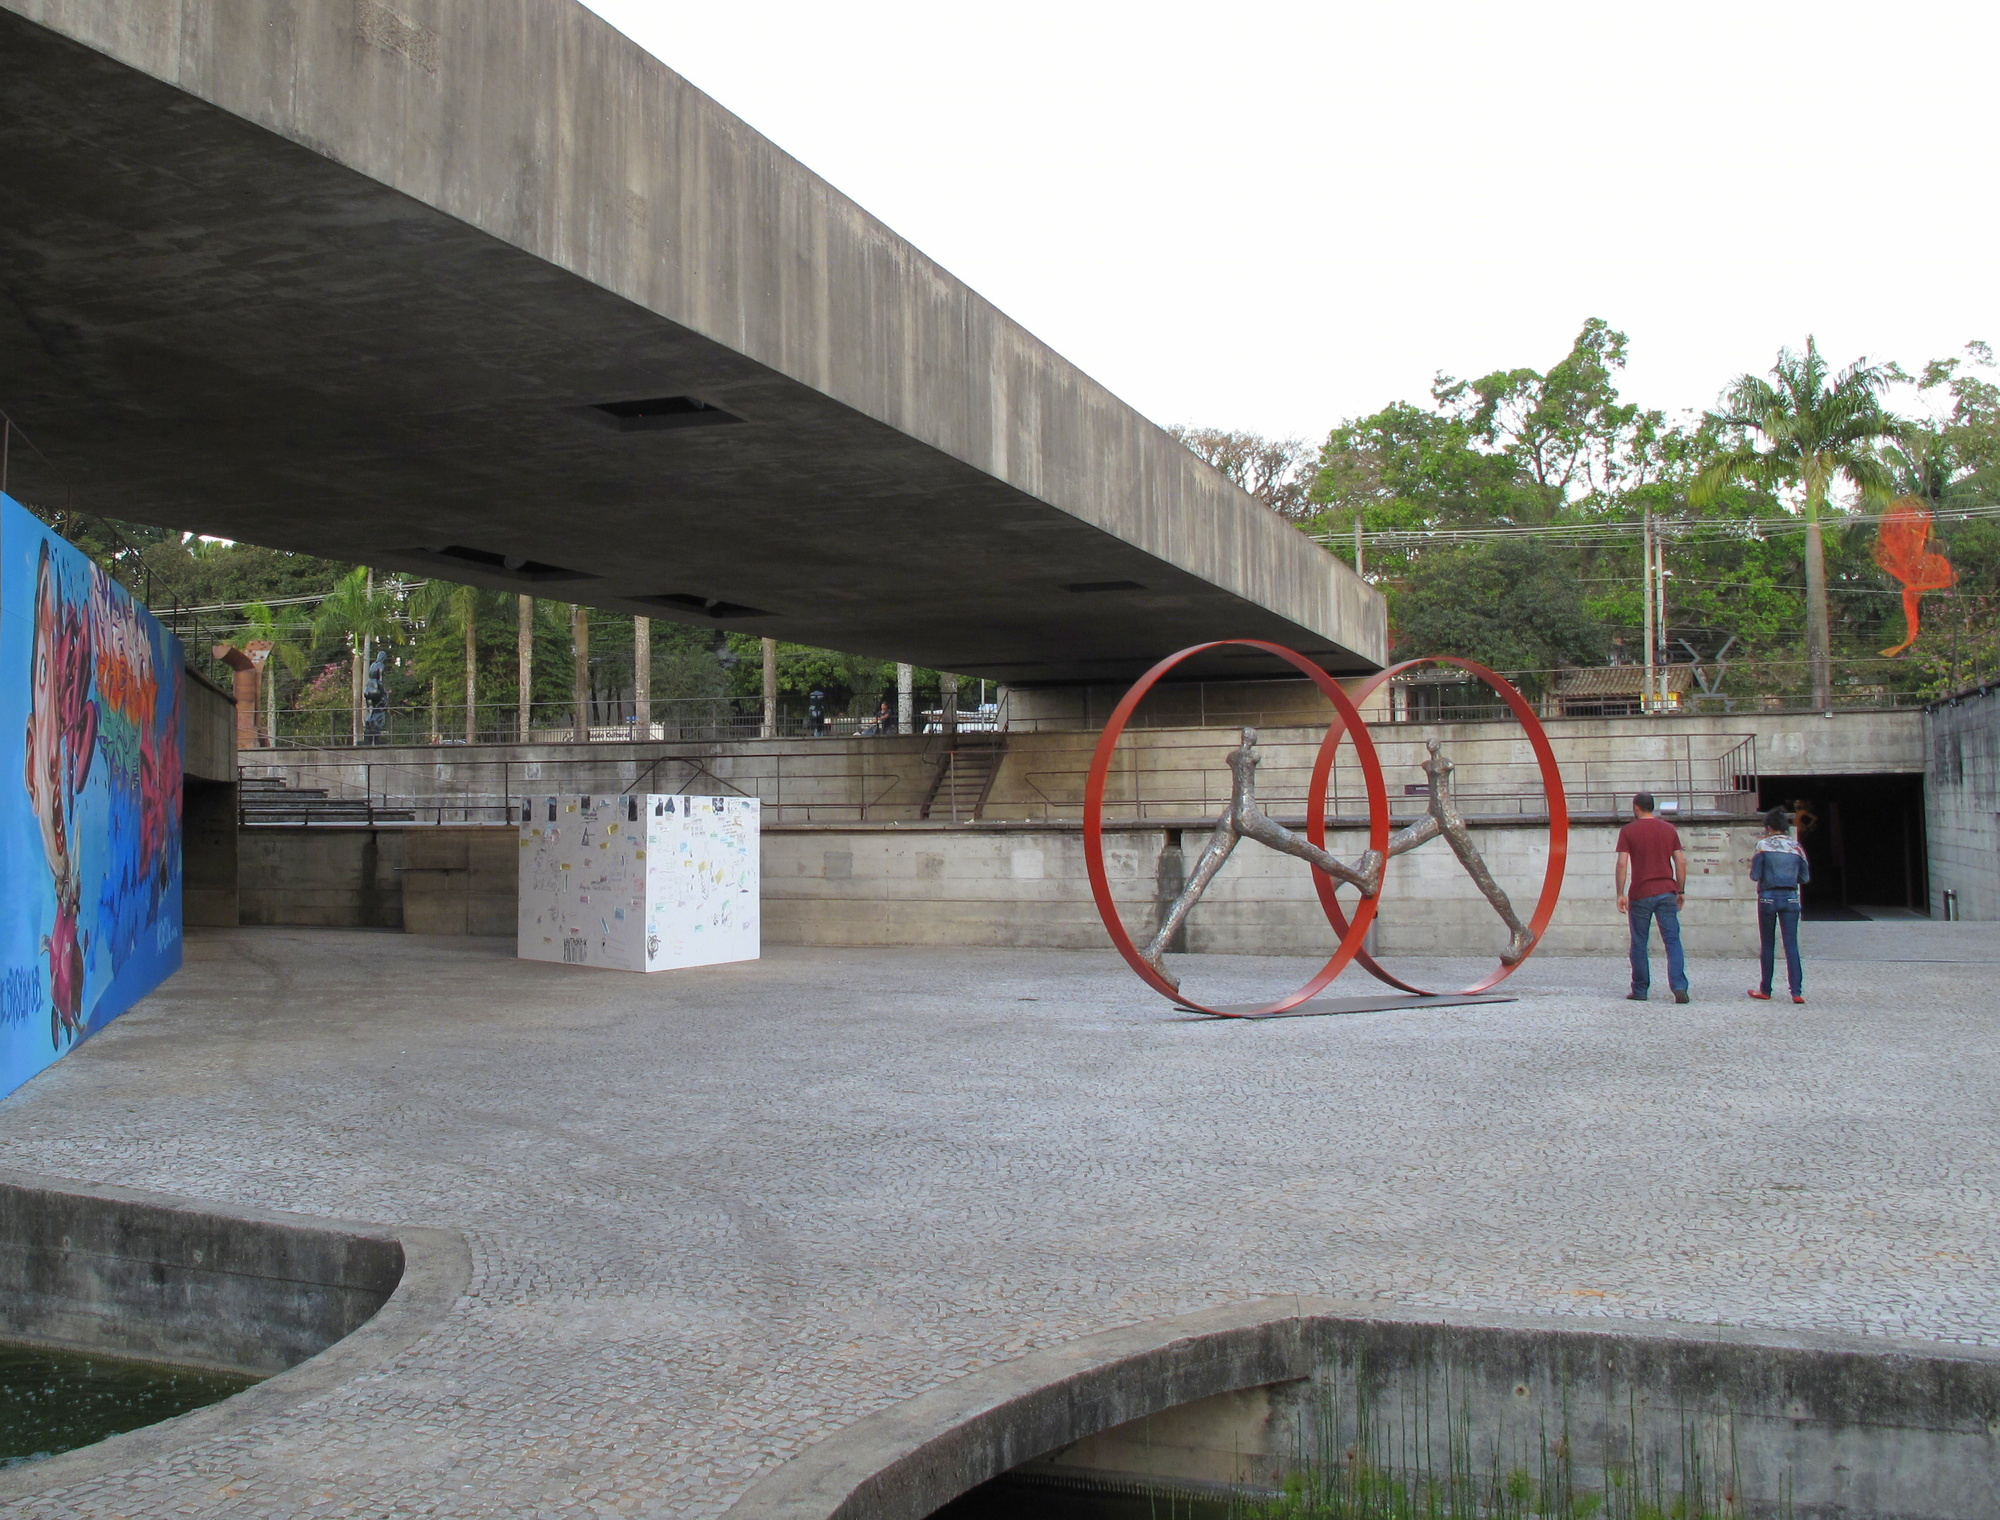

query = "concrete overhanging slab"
[[0, 0, 1384, 685]]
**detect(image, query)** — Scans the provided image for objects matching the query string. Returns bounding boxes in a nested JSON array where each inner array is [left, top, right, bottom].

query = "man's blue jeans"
[[1758, 890, 1804, 997], [1628, 892, 1686, 998]]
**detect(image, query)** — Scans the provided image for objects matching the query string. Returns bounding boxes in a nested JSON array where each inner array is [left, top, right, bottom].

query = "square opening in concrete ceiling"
[[403, 545, 599, 583], [633, 593, 770, 619], [587, 395, 745, 431], [1065, 580, 1146, 593]]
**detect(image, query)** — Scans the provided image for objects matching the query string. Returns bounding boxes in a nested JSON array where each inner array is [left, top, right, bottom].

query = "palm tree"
[[517, 595, 534, 742], [1878, 420, 1967, 508], [237, 601, 307, 746], [409, 579, 490, 744], [311, 568, 401, 744], [1692, 338, 1895, 711]]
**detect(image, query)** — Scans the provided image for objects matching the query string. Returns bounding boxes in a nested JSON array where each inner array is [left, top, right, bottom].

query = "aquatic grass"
[[1226, 1353, 1787, 1520]]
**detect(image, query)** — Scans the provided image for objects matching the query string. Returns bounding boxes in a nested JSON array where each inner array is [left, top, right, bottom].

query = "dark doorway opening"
[[1756, 772, 1927, 918]]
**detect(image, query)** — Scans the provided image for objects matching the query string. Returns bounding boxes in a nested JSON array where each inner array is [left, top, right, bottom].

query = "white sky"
[[581, 0, 1997, 443]]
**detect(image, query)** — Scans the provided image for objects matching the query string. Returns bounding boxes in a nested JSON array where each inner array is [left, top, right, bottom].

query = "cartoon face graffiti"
[[24, 541, 98, 1044]]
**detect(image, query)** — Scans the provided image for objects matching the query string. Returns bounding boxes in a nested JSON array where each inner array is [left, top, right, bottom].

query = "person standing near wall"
[[1615, 791, 1689, 1003], [1748, 807, 1810, 1004]]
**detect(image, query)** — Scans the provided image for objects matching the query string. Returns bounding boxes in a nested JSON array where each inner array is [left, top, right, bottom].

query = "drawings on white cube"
[[517, 794, 760, 972]]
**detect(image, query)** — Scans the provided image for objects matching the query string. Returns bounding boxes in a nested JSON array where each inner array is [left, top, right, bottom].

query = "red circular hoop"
[[1083, 640, 1390, 1017], [1307, 657, 1568, 996]]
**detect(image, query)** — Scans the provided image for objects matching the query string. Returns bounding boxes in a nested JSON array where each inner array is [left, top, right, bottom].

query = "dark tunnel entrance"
[[1756, 772, 1928, 918]]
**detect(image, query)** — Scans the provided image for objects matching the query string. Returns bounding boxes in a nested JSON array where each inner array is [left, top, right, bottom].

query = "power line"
[[1315, 502, 2000, 553]]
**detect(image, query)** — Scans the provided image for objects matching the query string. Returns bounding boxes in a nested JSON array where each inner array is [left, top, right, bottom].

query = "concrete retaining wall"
[[237, 818, 1765, 958], [0, 1172, 402, 1377], [1926, 688, 2000, 920], [182, 667, 237, 784], [721, 1297, 2000, 1520], [239, 827, 407, 930], [182, 667, 241, 927], [765, 820, 1762, 959]]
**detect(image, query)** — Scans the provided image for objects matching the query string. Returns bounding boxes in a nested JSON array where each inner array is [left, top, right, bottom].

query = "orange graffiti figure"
[[1872, 497, 1955, 658]]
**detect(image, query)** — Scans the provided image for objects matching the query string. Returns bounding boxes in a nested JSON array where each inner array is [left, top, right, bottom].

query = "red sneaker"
[[1791, 994, 1805, 1004], [1747, 990, 1772, 1001]]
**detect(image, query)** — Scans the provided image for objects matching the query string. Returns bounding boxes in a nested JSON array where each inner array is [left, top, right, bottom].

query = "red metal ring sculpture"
[[1307, 657, 1568, 996], [1082, 640, 1389, 1017]]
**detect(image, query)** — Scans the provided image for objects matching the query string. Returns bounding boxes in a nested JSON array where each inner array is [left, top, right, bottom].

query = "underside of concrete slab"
[[0, 0, 1382, 684]]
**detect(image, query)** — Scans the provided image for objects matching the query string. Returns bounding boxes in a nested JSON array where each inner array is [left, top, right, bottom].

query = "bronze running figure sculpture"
[[1139, 728, 1536, 991]]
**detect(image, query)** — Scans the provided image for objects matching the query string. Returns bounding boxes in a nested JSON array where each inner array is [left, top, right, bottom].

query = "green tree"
[[235, 600, 308, 746], [1388, 539, 1608, 688], [1307, 320, 1667, 582], [408, 579, 492, 743], [1167, 427, 1318, 518], [311, 568, 400, 744], [1692, 337, 1896, 710]]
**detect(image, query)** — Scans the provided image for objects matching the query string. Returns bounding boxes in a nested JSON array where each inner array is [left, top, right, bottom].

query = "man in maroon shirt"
[[1615, 791, 1688, 1002]]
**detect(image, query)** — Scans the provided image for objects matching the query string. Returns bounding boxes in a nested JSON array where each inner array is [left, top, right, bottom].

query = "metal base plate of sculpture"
[[1083, 643, 1568, 1018]]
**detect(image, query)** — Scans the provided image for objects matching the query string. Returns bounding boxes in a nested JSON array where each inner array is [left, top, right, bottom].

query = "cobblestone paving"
[[1, 925, 1996, 1517]]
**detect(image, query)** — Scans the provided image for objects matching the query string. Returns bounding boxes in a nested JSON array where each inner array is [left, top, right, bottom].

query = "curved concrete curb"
[[720, 1297, 1329, 1520], [0, 1168, 471, 1498], [719, 1296, 2000, 1520]]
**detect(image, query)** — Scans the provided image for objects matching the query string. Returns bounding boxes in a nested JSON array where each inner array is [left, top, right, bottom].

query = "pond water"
[[0, 1341, 260, 1469], [931, 1475, 1231, 1519]]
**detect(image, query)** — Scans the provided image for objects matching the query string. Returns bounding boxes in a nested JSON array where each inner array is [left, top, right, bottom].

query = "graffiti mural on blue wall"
[[1, 495, 183, 1099]]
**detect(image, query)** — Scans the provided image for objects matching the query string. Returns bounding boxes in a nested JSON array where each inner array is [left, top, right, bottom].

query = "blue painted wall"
[[1, 496, 183, 1098]]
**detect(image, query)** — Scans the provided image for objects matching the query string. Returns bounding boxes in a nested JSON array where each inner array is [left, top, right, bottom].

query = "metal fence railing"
[[237, 725, 1757, 830], [237, 739, 960, 827], [1010, 727, 1759, 826]]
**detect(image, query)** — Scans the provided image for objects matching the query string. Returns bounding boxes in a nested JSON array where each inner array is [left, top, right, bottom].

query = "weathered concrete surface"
[[181, 668, 242, 926], [181, 669, 237, 785], [238, 825, 406, 928], [0, 1170, 400, 1376], [730, 1299, 2000, 1520], [1927, 686, 2000, 919], [0, 1170, 469, 1504], [235, 816, 1767, 957], [0, 0, 1379, 684], [180, 778, 240, 928], [760, 819, 1766, 959], [0, 925, 1995, 1517]]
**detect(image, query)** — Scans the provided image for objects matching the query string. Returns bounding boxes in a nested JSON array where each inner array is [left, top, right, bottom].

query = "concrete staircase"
[[920, 736, 1007, 821], [238, 773, 414, 825]]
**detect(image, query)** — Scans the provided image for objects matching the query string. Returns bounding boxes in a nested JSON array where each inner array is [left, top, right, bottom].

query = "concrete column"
[[571, 604, 590, 743], [896, 662, 913, 736], [212, 645, 258, 752], [517, 595, 533, 742], [633, 615, 650, 739], [941, 672, 959, 737], [761, 637, 778, 739]]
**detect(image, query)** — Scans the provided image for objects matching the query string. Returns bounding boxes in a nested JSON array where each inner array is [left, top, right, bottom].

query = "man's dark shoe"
[[1674, 989, 1690, 1004], [1625, 992, 1647, 1001]]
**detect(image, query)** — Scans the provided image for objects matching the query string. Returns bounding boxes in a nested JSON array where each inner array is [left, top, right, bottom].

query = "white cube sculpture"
[[517, 794, 760, 972]]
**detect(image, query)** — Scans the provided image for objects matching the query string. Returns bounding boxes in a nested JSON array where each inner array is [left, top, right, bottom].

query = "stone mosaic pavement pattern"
[[0, 923, 1996, 1518]]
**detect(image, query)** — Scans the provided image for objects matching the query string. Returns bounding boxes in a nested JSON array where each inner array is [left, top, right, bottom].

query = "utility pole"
[[571, 604, 590, 743], [1653, 528, 1669, 704], [1640, 510, 1655, 715], [760, 637, 778, 739], [355, 566, 374, 746], [632, 615, 650, 740], [1353, 517, 1365, 577], [896, 662, 913, 736], [517, 595, 533, 742]]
